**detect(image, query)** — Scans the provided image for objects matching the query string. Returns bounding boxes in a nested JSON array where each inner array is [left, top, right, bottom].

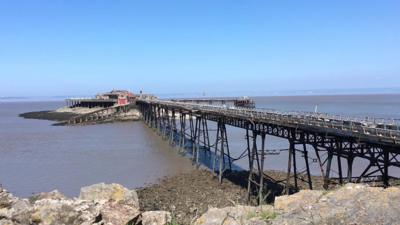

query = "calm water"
[[0, 101, 194, 197], [0, 94, 399, 197]]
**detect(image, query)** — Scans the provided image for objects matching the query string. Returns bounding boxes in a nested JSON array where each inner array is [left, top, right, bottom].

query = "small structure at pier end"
[[66, 90, 135, 108], [171, 96, 256, 108]]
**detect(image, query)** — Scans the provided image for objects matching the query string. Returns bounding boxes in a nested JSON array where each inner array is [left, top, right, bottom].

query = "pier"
[[171, 97, 255, 108], [57, 104, 135, 125], [137, 98, 400, 204]]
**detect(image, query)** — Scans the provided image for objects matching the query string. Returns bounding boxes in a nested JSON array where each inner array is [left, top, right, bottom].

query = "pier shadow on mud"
[[170, 137, 296, 204]]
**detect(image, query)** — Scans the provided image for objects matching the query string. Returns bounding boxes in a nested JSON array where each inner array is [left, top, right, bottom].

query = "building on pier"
[[66, 90, 135, 108]]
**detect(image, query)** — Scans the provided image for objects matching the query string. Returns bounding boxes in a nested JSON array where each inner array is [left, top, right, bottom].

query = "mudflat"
[[19, 110, 78, 121]]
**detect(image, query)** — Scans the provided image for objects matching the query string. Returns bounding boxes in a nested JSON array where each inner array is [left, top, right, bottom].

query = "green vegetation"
[[167, 220, 180, 225], [247, 210, 278, 221]]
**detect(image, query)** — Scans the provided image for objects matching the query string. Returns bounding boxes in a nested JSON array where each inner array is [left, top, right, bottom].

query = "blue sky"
[[0, 0, 399, 97]]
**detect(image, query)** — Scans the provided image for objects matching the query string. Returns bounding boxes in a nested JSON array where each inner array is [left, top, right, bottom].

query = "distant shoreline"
[[3, 92, 400, 103]]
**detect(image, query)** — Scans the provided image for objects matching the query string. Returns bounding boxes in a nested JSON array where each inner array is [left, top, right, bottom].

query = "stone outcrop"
[[141, 211, 172, 225], [0, 183, 153, 225], [2, 183, 400, 225], [195, 183, 400, 225], [194, 205, 275, 225], [79, 183, 139, 208]]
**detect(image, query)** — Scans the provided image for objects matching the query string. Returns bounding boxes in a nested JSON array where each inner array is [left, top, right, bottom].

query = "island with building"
[[19, 90, 152, 125]]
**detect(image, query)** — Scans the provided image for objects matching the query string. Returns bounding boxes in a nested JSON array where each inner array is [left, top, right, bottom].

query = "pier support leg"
[[383, 150, 389, 187], [201, 119, 211, 152], [324, 152, 333, 189], [218, 123, 225, 183], [303, 143, 313, 190], [291, 140, 298, 191], [189, 114, 195, 152], [169, 110, 176, 145], [247, 131, 258, 202], [337, 142, 343, 184], [347, 156, 354, 183], [337, 155, 343, 184], [285, 140, 293, 195], [179, 113, 186, 151], [258, 132, 266, 204], [313, 145, 326, 178], [212, 122, 220, 173]]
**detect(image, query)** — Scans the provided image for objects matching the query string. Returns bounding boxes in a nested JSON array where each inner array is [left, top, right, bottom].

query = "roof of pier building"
[[96, 90, 135, 100]]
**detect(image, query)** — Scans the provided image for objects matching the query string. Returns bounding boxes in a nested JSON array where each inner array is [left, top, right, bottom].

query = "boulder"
[[0, 188, 31, 224], [79, 183, 139, 207], [99, 201, 140, 225], [0, 188, 17, 208], [141, 211, 172, 225], [29, 190, 66, 203], [0, 184, 143, 225], [195, 184, 400, 225], [30, 199, 99, 225], [194, 205, 275, 225], [274, 190, 323, 213], [272, 183, 400, 225], [79, 183, 140, 225], [0, 219, 17, 225], [7, 199, 32, 224]]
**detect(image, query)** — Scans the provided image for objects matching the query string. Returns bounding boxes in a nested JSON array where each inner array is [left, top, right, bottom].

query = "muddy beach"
[[19, 110, 78, 121], [137, 169, 327, 225]]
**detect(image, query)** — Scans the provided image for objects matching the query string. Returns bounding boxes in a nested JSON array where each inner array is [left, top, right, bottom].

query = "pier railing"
[[137, 98, 400, 203], [140, 100, 400, 143]]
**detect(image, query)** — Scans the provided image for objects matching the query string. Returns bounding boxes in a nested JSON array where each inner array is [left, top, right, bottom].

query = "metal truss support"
[[179, 113, 187, 151], [169, 110, 177, 145], [212, 119, 231, 183], [247, 130, 267, 204], [302, 143, 313, 190], [383, 150, 389, 187], [192, 115, 211, 164]]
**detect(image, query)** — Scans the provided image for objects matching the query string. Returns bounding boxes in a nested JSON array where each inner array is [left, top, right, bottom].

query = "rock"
[[0, 188, 17, 208], [272, 183, 400, 225], [8, 199, 32, 224], [0, 219, 17, 225], [79, 183, 139, 207], [79, 183, 140, 225], [0, 188, 31, 224], [29, 190, 66, 203], [194, 205, 275, 225], [141, 211, 172, 225], [0, 184, 143, 225], [195, 184, 400, 225], [30, 199, 98, 225], [99, 201, 140, 225], [274, 190, 323, 213]]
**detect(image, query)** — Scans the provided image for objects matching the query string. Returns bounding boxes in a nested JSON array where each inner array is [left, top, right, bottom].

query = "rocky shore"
[[0, 183, 171, 225], [194, 183, 400, 225], [2, 169, 399, 225]]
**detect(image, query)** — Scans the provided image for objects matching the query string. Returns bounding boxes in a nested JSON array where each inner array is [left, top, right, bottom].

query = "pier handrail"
[[138, 99, 400, 143]]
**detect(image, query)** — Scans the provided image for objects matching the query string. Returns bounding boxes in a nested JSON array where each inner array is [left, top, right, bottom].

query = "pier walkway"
[[170, 97, 255, 108], [57, 104, 134, 125], [137, 98, 400, 204]]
